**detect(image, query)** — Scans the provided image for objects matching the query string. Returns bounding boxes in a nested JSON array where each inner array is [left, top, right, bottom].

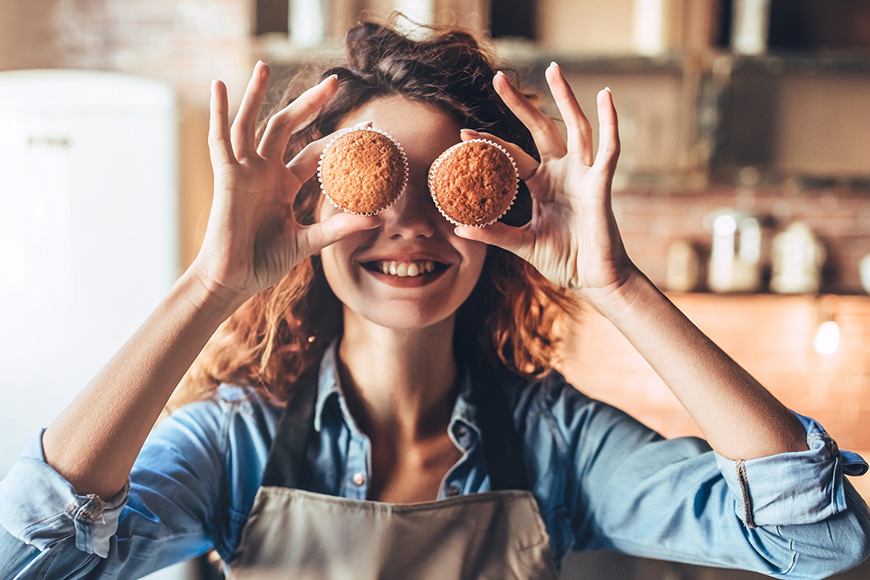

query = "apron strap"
[[260, 341, 531, 492], [458, 338, 531, 492], [260, 366, 319, 490]]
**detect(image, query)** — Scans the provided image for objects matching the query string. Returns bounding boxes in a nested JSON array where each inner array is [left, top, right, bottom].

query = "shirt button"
[[446, 485, 461, 497], [455, 425, 468, 438], [352, 473, 366, 486]]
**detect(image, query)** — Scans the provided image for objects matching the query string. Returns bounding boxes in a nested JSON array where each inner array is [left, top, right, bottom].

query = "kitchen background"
[[1, 1, 869, 579]]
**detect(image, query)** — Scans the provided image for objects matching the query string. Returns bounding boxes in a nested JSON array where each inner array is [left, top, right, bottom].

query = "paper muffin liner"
[[317, 125, 409, 217], [427, 138, 520, 228]]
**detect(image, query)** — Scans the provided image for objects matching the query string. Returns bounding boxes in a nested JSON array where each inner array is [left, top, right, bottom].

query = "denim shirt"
[[1, 340, 869, 579]]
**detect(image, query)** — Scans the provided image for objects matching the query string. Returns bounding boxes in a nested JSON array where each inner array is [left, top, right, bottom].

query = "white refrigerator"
[[0, 70, 192, 579]]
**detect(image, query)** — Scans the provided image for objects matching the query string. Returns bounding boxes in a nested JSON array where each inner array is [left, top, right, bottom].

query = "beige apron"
[[227, 350, 559, 580]]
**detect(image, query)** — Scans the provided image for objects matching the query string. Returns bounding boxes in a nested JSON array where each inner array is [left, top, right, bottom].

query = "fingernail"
[[605, 87, 612, 93], [460, 128, 480, 137], [549, 61, 559, 69]]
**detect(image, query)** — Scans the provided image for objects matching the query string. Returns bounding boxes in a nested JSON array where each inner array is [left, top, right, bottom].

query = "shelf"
[[490, 41, 686, 74], [727, 51, 870, 75], [255, 34, 689, 73]]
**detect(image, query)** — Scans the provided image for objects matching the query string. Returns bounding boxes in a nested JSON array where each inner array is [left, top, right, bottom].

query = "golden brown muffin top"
[[320, 129, 407, 215], [429, 140, 517, 226]]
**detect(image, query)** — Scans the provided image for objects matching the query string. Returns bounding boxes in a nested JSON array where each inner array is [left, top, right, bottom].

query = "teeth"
[[374, 260, 438, 277]]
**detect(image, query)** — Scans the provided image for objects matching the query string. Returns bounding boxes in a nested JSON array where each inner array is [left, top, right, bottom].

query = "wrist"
[[181, 264, 250, 322], [578, 265, 653, 322]]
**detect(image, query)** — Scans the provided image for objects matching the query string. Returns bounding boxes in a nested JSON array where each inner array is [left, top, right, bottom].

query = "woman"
[[1, 20, 868, 579]]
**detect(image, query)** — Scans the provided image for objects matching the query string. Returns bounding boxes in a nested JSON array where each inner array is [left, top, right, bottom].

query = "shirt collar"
[[448, 362, 482, 447], [313, 338, 482, 447], [313, 338, 346, 433]]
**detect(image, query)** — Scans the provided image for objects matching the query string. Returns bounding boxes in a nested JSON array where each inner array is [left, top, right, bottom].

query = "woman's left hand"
[[454, 63, 636, 309]]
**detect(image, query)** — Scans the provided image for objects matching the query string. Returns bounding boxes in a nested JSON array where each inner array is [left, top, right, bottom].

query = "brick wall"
[[0, 0, 253, 102]]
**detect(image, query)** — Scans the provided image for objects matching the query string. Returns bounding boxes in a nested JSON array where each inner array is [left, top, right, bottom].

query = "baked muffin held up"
[[428, 139, 519, 227], [318, 127, 408, 215]]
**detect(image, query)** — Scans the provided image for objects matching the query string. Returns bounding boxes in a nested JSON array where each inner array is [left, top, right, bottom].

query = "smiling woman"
[[1, 16, 869, 580], [171, 25, 577, 409]]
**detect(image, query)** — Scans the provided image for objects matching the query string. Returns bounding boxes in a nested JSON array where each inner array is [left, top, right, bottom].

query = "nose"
[[381, 183, 439, 240]]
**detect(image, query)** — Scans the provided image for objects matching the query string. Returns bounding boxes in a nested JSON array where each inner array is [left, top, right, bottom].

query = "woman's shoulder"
[[158, 384, 285, 446], [173, 383, 283, 414], [505, 368, 663, 447], [505, 369, 594, 419]]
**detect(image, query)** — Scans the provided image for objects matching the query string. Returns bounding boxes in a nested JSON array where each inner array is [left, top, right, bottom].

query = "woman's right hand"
[[191, 62, 380, 305]]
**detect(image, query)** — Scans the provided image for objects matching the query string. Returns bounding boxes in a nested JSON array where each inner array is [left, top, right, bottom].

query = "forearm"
[[42, 267, 246, 499], [593, 267, 808, 460]]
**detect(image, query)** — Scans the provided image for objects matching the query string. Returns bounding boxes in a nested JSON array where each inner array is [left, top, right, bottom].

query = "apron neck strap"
[[260, 366, 319, 490], [260, 342, 531, 492], [458, 337, 531, 492]]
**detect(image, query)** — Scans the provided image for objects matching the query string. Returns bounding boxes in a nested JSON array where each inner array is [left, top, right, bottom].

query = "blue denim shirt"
[[2, 340, 869, 579]]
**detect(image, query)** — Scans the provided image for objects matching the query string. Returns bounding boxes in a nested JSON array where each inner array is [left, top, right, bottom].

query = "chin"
[[347, 302, 457, 332]]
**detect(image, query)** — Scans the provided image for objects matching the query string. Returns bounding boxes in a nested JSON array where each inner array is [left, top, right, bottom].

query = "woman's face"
[[316, 96, 487, 331]]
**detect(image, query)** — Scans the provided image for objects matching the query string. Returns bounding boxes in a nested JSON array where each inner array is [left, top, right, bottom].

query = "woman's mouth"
[[361, 259, 450, 278], [359, 259, 452, 287]]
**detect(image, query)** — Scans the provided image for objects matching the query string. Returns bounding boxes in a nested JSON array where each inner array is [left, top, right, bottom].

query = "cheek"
[[320, 243, 348, 287], [460, 238, 488, 274]]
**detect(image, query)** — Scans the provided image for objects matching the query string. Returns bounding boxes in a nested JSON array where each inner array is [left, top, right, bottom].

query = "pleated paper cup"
[[317, 126, 409, 216], [427, 139, 519, 228]]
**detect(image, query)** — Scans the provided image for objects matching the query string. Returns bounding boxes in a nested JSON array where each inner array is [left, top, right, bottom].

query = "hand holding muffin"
[[453, 63, 637, 309], [192, 63, 381, 304]]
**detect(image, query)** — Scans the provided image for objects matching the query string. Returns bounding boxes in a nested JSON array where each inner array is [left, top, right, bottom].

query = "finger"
[[285, 124, 365, 183], [258, 74, 340, 160], [208, 80, 235, 166], [493, 71, 567, 160], [545, 62, 594, 166], [459, 129, 538, 180], [454, 222, 535, 264], [592, 88, 620, 174], [298, 212, 381, 256], [230, 62, 271, 160]]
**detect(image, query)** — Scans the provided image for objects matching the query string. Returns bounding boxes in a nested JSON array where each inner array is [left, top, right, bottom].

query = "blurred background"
[[1, 1, 870, 579]]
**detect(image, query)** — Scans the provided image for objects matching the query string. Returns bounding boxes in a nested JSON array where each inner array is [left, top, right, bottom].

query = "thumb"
[[300, 213, 381, 256], [454, 222, 534, 263]]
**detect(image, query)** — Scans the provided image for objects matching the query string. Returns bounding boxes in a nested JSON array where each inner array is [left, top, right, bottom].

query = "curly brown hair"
[[169, 17, 581, 410]]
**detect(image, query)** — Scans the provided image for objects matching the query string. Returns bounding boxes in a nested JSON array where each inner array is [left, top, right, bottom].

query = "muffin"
[[428, 139, 519, 227], [318, 127, 408, 215]]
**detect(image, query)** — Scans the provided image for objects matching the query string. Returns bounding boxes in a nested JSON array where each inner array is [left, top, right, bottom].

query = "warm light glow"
[[814, 320, 840, 355], [713, 214, 737, 236]]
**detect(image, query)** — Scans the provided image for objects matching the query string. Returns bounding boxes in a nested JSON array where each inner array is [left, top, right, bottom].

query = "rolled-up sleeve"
[[540, 375, 870, 579], [714, 412, 868, 529], [0, 400, 227, 578], [0, 431, 130, 559]]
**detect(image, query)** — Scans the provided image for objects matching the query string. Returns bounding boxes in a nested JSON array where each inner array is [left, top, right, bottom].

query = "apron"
[[227, 347, 559, 580]]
